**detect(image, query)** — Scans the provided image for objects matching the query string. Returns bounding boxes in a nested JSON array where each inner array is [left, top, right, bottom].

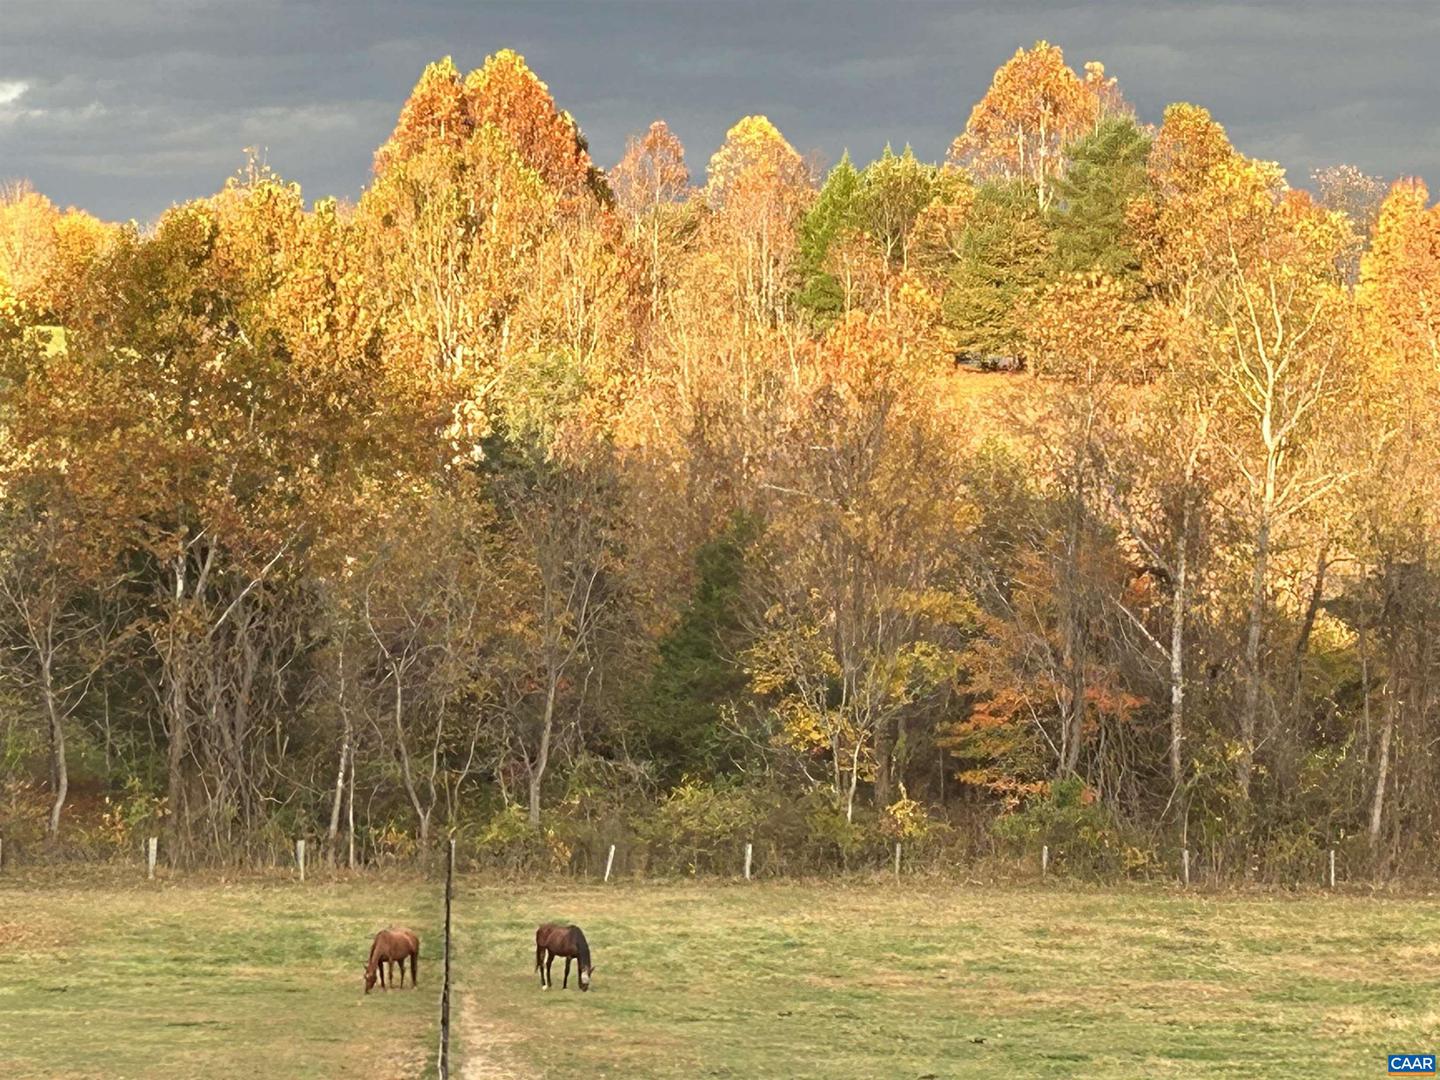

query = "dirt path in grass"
[[458, 992, 528, 1079]]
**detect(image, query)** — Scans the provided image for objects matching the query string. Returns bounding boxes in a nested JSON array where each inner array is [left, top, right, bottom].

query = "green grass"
[[0, 873, 439, 1078], [453, 881, 1440, 1079], [4, 875, 1440, 1078]]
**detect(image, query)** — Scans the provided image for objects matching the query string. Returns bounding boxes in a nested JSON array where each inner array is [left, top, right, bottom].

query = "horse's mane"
[[570, 925, 591, 967]]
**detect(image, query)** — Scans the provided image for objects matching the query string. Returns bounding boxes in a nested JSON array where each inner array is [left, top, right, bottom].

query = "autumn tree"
[[612, 120, 692, 319], [1314, 164, 1387, 284], [749, 301, 969, 816], [853, 145, 957, 269], [1137, 105, 1357, 799], [950, 42, 1107, 211], [489, 444, 624, 828], [1021, 274, 1157, 777], [352, 485, 498, 845], [464, 49, 603, 201], [1351, 179, 1440, 857], [704, 115, 813, 327]]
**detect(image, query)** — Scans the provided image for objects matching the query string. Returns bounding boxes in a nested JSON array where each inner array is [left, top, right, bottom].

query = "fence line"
[[438, 837, 455, 1079], [0, 830, 1367, 890]]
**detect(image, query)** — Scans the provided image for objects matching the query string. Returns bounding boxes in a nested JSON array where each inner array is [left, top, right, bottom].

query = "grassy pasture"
[[3, 873, 1440, 1078], [455, 881, 1440, 1079], [0, 872, 438, 1078]]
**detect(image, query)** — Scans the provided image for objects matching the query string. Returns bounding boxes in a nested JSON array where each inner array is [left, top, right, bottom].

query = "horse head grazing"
[[365, 927, 419, 995], [536, 922, 595, 992]]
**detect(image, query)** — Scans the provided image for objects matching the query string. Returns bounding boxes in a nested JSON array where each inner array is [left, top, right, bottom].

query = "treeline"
[[1, 43, 1437, 879]]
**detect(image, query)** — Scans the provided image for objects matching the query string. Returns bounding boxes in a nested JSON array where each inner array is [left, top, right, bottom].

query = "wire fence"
[[0, 827, 1375, 892]]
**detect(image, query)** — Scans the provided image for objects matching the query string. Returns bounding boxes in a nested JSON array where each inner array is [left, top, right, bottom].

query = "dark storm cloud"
[[3, 1, 1437, 221]]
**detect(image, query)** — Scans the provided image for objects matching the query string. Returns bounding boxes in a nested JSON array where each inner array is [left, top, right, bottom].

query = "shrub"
[[993, 777, 1152, 879]]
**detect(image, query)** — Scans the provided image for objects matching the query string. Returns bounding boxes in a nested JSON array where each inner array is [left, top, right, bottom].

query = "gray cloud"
[[3, 1, 1436, 221]]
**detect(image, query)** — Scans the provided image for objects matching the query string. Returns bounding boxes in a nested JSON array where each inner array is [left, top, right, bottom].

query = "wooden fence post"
[[744, 842, 753, 881], [894, 841, 902, 879], [1329, 848, 1336, 889], [604, 843, 616, 883], [0, 835, 4, 873], [1041, 844, 1049, 877], [1182, 848, 1190, 888], [438, 837, 455, 1079], [146, 836, 157, 880], [296, 839, 306, 882]]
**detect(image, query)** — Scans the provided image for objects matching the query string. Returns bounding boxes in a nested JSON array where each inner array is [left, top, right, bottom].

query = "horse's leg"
[[536, 943, 545, 985], [545, 953, 556, 990], [563, 956, 571, 989]]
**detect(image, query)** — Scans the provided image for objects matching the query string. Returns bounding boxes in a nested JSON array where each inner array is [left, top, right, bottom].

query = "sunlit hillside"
[[1, 41, 1436, 886]]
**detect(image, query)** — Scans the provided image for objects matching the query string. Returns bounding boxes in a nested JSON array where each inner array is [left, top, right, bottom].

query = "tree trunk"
[[346, 746, 356, 870], [391, 669, 428, 844], [164, 653, 190, 864], [1168, 507, 1189, 790], [1277, 544, 1329, 793], [327, 743, 348, 849], [1369, 680, 1397, 854], [845, 742, 862, 824], [872, 716, 894, 810], [1061, 477, 1087, 777], [327, 644, 350, 849], [528, 677, 558, 829], [41, 655, 67, 840], [1238, 513, 1272, 800]]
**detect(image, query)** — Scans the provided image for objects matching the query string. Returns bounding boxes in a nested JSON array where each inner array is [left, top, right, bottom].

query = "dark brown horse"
[[535, 923, 594, 991], [365, 927, 419, 993]]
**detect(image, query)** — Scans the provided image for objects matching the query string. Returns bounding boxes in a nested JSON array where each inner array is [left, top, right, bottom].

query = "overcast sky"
[[2, 1, 1436, 222]]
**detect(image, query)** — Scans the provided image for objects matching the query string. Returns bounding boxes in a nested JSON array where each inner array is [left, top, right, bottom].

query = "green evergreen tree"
[[1050, 117, 1152, 283], [940, 181, 1054, 361], [634, 516, 757, 783], [794, 153, 861, 320]]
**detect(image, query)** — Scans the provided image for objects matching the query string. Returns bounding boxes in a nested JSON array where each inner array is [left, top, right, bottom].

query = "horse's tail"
[[535, 939, 544, 972], [411, 940, 419, 986]]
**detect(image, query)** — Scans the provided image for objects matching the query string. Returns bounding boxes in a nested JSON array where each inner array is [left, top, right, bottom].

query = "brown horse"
[[365, 927, 420, 993], [535, 923, 594, 991]]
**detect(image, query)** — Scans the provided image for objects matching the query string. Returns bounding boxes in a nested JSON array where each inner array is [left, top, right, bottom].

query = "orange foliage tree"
[[949, 41, 1112, 210]]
